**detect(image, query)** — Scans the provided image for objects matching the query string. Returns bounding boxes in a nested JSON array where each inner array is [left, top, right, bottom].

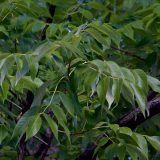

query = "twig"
[[34, 135, 48, 146], [111, 45, 145, 61], [6, 99, 22, 110], [76, 91, 160, 160]]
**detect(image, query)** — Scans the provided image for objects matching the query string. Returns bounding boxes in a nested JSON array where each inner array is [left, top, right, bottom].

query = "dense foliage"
[[1, 0, 160, 159]]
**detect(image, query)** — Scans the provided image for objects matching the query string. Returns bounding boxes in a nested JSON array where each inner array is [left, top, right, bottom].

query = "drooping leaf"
[[16, 55, 29, 85], [106, 84, 114, 109], [119, 127, 132, 136], [26, 114, 42, 140], [43, 113, 58, 141], [97, 76, 110, 105], [31, 81, 51, 107], [131, 84, 147, 116], [132, 133, 148, 159], [85, 28, 111, 48], [145, 136, 160, 152], [51, 104, 67, 124], [59, 93, 75, 117], [12, 107, 40, 138], [148, 76, 160, 93], [0, 125, 8, 144]]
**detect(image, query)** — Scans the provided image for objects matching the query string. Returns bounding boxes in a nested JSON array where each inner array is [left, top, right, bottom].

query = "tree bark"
[[76, 94, 160, 160]]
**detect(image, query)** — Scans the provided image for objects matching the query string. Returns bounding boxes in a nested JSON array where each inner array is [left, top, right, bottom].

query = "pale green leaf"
[[148, 76, 160, 93], [119, 127, 132, 136], [145, 136, 160, 152], [97, 76, 110, 105]]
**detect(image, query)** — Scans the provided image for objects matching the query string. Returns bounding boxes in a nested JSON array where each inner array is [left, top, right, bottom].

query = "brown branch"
[[16, 135, 27, 160], [16, 91, 34, 160], [34, 128, 53, 160], [76, 93, 160, 160], [33, 3, 56, 159], [111, 45, 145, 61], [118, 96, 160, 129]]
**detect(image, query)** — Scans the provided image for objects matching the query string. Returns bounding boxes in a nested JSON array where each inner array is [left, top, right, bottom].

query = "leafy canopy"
[[1, 0, 160, 159]]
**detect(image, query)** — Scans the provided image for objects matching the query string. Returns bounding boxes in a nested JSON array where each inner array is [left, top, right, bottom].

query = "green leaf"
[[112, 78, 123, 104], [26, 114, 42, 140], [131, 20, 144, 30], [126, 144, 138, 160], [81, 9, 93, 19], [31, 20, 46, 33], [94, 137, 109, 156], [106, 84, 114, 109], [16, 56, 29, 85], [51, 105, 67, 124], [0, 26, 8, 36], [1, 80, 9, 100], [121, 67, 135, 83], [91, 60, 108, 73], [31, 81, 51, 107], [46, 24, 58, 37], [120, 24, 134, 40], [132, 133, 148, 159], [85, 28, 111, 48], [0, 125, 8, 144], [59, 93, 75, 117], [13, 76, 43, 92], [131, 84, 147, 116], [51, 105, 70, 142], [61, 41, 87, 59], [12, 107, 40, 138], [122, 80, 134, 105], [148, 76, 160, 93], [119, 127, 132, 136], [107, 61, 122, 77], [52, 55, 67, 76], [109, 124, 119, 133], [88, 1, 105, 10], [132, 69, 148, 94], [91, 22, 121, 47], [0, 55, 14, 85], [60, 122, 70, 143], [43, 113, 58, 141], [97, 76, 110, 105], [145, 136, 160, 152]]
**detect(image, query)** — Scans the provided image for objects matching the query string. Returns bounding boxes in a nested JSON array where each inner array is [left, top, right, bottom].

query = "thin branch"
[[76, 92, 160, 160], [6, 99, 22, 110], [111, 45, 145, 61], [33, 3, 57, 160], [34, 136, 48, 146]]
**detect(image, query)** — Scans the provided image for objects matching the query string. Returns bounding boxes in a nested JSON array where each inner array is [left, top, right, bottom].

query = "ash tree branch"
[[33, 3, 56, 160], [16, 91, 34, 160], [111, 45, 145, 61], [76, 92, 160, 160]]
